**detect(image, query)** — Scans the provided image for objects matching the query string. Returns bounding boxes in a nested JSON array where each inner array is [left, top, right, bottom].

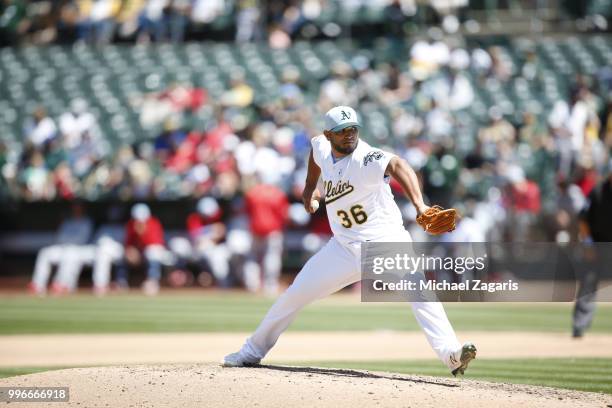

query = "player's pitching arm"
[[302, 149, 322, 213], [385, 156, 430, 218]]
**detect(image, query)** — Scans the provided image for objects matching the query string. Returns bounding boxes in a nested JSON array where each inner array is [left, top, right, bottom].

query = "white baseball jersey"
[[311, 135, 405, 245]]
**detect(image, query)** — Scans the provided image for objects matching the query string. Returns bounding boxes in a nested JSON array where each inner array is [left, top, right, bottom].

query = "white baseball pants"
[[31, 244, 85, 293], [241, 231, 463, 369], [92, 238, 124, 289], [246, 232, 284, 293]]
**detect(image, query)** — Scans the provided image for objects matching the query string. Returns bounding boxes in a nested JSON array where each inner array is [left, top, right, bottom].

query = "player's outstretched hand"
[[416, 205, 459, 235]]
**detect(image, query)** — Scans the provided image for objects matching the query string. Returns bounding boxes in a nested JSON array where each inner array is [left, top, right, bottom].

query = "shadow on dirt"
[[250, 364, 459, 388]]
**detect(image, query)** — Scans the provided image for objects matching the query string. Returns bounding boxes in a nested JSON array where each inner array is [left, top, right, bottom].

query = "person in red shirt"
[[243, 181, 289, 295], [503, 166, 541, 241], [116, 203, 167, 295]]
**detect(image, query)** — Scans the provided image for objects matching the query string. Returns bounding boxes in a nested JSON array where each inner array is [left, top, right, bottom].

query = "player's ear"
[[323, 130, 331, 140]]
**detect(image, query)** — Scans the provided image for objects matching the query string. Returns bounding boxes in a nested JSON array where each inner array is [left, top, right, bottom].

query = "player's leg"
[[382, 230, 472, 372], [412, 300, 476, 375], [54, 244, 91, 292], [229, 237, 360, 365], [72, 244, 97, 291], [93, 238, 124, 294], [262, 231, 283, 295], [572, 265, 599, 337], [410, 301, 462, 367], [30, 245, 62, 294], [142, 244, 168, 295], [244, 236, 264, 292], [201, 244, 231, 287]]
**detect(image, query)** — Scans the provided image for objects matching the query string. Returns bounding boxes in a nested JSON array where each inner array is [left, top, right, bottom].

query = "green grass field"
[[0, 293, 611, 334], [301, 358, 612, 394], [1, 293, 611, 395]]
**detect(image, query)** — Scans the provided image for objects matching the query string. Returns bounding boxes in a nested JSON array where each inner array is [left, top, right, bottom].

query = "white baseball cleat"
[[222, 351, 260, 367]]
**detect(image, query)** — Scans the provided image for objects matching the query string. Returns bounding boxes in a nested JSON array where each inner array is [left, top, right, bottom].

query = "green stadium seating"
[[1, 35, 610, 155]]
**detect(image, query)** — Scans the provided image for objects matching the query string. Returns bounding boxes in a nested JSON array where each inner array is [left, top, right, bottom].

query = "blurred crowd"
[[2, 37, 612, 245], [0, 0, 472, 47], [3, 0, 610, 49], [0, 28, 604, 294]]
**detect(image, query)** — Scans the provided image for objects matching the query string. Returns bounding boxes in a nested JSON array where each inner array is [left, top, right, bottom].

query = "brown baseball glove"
[[416, 205, 459, 235]]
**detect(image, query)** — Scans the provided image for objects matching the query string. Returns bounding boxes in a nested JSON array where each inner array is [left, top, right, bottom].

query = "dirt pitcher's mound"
[[1, 364, 609, 408]]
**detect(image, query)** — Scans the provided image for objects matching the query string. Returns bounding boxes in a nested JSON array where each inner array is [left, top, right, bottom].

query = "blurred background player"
[[169, 197, 231, 288], [61, 205, 126, 296], [243, 175, 289, 295], [116, 203, 169, 295], [90, 205, 126, 295], [29, 202, 93, 295], [573, 161, 612, 338]]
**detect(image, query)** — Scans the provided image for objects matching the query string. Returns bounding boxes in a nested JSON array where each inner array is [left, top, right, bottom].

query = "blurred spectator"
[[603, 99, 612, 150], [191, 0, 225, 25], [154, 120, 187, 163], [79, 0, 121, 45], [503, 165, 541, 241], [235, 0, 261, 43], [425, 99, 454, 141], [381, 62, 413, 106], [23, 107, 57, 148], [234, 123, 294, 187], [410, 39, 450, 81], [422, 144, 459, 207], [58, 99, 99, 150], [52, 161, 79, 200], [243, 178, 289, 295], [279, 2, 305, 37], [471, 47, 492, 79], [318, 61, 358, 111], [488, 46, 512, 81], [117, 203, 169, 295], [167, 0, 191, 43], [0, 141, 8, 198], [518, 112, 544, 145], [143, 0, 167, 41], [20, 151, 53, 201], [0, 0, 29, 46], [430, 68, 474, 111], [384, 0, 414, 37], [29, 202, 93, 295], [109, 0, 142, 40], [478, 107, 516, 151], [133, 82, 206, 129], [268, 22, 291, 49], [221, 71, 254, 108]]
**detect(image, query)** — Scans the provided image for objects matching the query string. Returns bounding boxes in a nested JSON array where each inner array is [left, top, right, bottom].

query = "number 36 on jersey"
[[336, 204, 368, 228]]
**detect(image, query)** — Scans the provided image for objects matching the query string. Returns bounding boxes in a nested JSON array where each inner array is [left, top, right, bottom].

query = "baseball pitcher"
[[223, 106, 476, 376]]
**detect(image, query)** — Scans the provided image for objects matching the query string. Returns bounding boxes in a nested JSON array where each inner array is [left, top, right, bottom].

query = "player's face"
[[325, 126, 359, 155]]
